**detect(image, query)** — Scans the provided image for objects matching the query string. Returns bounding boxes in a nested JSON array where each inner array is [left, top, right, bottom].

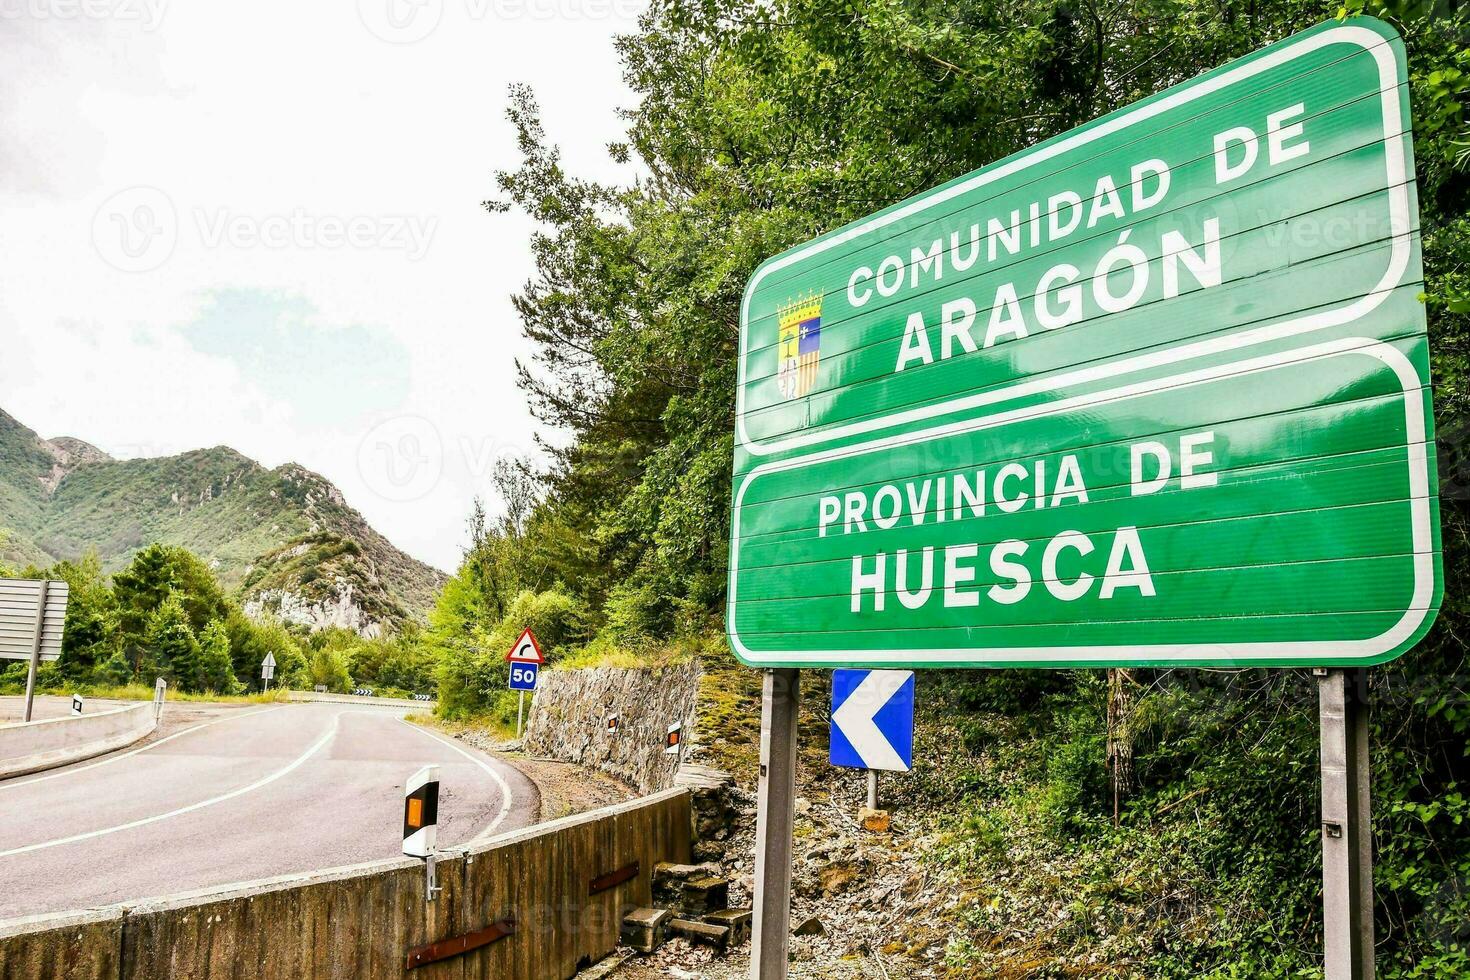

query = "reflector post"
[[403, 765, 439, 859]]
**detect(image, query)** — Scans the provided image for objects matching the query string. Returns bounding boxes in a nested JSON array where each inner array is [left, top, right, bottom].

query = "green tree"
[[433, 587, 585, 718], [142, 593, 200, 688], [48, 551, 119, 680], [224, 608, 306, 691], [196, 619, 239, 694], [113, 544, 230, 647], [307, 645, 352, 693]]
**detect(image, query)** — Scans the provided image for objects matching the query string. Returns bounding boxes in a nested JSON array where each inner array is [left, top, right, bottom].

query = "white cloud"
[[0, 0, 641, 571]]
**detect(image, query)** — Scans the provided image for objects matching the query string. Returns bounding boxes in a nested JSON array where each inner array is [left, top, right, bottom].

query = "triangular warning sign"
[[505, 628, 545, 664]]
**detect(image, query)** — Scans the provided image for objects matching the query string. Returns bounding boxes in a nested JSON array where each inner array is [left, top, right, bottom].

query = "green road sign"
[[727, 17, 1441, 669]]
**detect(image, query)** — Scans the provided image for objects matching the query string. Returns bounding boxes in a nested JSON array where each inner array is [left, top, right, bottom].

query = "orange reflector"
[[407, 797, 424, 828]]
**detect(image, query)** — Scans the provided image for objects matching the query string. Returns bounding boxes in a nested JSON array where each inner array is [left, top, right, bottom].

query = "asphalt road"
[[0, 700, 538, 921]]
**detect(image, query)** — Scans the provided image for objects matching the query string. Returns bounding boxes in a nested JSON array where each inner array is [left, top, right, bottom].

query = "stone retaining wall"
[[523, 661, 702, 794]]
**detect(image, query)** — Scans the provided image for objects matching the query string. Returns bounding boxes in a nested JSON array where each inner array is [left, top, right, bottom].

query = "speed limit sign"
[[508, 661, 539, 692]]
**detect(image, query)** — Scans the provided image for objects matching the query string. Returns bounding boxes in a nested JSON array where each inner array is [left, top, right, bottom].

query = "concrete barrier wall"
[[0, 788, 692, 980], [0, 702, 157, 780]]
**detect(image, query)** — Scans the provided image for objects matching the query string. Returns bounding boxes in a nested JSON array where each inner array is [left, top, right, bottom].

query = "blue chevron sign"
[[829, 669, 914, 772]]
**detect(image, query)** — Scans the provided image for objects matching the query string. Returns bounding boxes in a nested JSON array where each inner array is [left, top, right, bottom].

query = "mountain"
[[0, 407, 446, 635]]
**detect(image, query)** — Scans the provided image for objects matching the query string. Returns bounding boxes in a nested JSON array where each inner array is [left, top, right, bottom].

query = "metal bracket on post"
[[1316, 667, 1375, 980], [425, 853, 442, 902], [751, 668, 800, 980]]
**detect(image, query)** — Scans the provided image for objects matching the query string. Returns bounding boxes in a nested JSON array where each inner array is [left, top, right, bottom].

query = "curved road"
[[0, 701, 537, 921]]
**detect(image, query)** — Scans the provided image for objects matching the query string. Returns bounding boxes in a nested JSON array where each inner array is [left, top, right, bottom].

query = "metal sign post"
[[1317, 668, 1374, 979], [751, 668, 799, 979], [260, 651, 276, 692], [21, 580, 49, 723]]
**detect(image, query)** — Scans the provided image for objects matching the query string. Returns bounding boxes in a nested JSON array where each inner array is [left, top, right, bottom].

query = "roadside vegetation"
[[433, 0, 1470, 973], [0, 545, 437, 700]]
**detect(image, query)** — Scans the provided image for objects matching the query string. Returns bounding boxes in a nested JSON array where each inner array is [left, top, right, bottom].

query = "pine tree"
[[143, 593, 200, 690], [196, 620, 239, 694]]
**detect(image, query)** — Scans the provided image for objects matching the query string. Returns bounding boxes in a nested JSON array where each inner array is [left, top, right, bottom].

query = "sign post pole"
[[1317, 668, 1374, 980], [21, 580, 49, 723], [751, 667, 799, 980], [866, 770, 878, 811], [517, 691, 525, 739]]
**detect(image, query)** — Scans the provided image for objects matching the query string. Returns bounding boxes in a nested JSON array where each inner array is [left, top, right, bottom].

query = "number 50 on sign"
[[509, 662, 539, 692]]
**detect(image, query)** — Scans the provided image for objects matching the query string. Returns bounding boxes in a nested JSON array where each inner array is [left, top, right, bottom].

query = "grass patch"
[[551, 636, 703, 671], [0, 680, 293, 705], [409, 709, 516, 742]]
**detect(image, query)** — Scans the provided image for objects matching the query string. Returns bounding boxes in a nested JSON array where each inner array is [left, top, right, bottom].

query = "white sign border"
[[727, 337, 1435, 667]]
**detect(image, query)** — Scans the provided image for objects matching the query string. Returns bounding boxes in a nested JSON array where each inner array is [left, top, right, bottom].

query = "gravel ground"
[[449, 729, 637, 821], [599, 772, 957, 979]]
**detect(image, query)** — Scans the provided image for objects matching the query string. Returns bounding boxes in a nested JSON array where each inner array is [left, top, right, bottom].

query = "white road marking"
[[0, 711, 345, 859], [398, 720, 515, 842], [0, 706, 286, 792]]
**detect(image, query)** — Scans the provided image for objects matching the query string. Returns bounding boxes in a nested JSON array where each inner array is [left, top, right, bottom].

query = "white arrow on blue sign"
[[829, 669, 914, 773]]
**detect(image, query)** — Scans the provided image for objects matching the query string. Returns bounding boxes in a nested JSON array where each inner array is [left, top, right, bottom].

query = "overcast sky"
[[0, 0, 643, 572]]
